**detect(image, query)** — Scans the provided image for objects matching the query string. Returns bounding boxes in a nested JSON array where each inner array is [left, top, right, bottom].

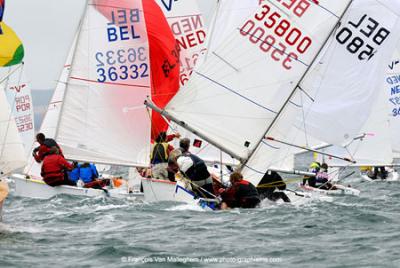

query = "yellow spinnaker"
[[0, 21, 24, 67]]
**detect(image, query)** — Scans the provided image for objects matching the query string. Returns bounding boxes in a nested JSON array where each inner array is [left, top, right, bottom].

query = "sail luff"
[[54, 0, 89, 142]]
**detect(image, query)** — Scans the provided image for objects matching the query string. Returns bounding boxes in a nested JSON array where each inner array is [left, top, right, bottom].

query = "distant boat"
[[13, 0, 181, 201], [0, 0, 28, 219]]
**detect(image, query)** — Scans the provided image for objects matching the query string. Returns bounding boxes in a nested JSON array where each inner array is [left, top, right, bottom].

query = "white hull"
[[360, 171, 399, 182], [142, 178, 326, 208], [298, 184, 360, 196], [141, 178, 218, 210], [13, 174, 144, 201]]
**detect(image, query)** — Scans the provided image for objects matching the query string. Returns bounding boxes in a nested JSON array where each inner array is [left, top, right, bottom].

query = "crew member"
[[33, 133, 64, 163], [150, 132, 180, 180], [257, 170, 290, 202], [219, 172, 260, 209], [174, 153, 215, 198], [41, 147, 73, 186], [303, 161, 320, 187]]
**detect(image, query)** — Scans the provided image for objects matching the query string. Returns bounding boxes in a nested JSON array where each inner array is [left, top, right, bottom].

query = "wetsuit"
[[221, 180, 260, 208], [257, 171, 290, 203], [177, 154, 215, 198]]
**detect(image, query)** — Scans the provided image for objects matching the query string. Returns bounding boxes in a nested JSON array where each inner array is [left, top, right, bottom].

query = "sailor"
[[79, 162, 99, 184], [303, 161, 320, 187], [150, 131, 180, 180], [256, 170, 290, 202], [219, 172, 260, 209], [173, 153, 215, 198], [79, 163, 110, 189], [41, 147, 74, 187], [67, 161, 80, 185], [179, 137, 191, 155], [371, 166, 388, 180], [32, 133, 64, 163], [314, 163, 333, 190]]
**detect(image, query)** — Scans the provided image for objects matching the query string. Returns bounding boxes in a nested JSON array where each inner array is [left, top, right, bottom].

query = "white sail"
[[387, 48, 400, 156], [164, 1, 351, 162], [154, 0, 237, 165], [155, 0, 207, 87], [294, 0, 400, 146], [23, 35, 79, 178], [313, 81, 393, 167], [1, 64, 35, 157], [243, 0, 400, 183], [0, 84, 26, 175], [55, 0, 151, 167]]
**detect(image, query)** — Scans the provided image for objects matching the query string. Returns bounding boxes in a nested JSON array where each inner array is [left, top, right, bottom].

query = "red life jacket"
[[41, 154, 72, 186]]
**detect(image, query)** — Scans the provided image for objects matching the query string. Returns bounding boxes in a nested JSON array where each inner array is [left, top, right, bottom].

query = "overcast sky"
[[4, 0, 216, 91]]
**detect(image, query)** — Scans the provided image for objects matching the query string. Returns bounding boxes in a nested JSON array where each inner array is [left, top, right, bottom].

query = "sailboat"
[[0, 74, 26, 218], [141, 0, 238, 204], [143, 0, 360, 204], [147, 0, 400, 204], [13, 0, 179, 200], [0, 0, 28, 218], [264, 0, 400, 191]]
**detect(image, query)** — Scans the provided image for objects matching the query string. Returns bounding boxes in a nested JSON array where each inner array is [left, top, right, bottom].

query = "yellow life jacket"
[[150, 142, 169, 164]]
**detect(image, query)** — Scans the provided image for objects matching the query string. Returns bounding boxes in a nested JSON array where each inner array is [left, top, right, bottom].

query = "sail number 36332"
[[95, 47, 149, 82]]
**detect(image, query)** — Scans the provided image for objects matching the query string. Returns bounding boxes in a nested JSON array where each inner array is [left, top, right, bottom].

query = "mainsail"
[[149, 1, 351, 174], [0, 85, 26, 175], [243, 0, 400, 183], [387, 48, 400, 157], [1, 65, 35, 157], [55, 0, 154, 167]]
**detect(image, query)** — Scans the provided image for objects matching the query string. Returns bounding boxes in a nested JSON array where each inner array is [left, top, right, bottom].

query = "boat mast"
[[54, 0, 89, 140]]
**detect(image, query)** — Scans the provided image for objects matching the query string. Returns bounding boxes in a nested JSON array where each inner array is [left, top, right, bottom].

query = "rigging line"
[[288, 100, 302, 108], [312, 1, 340, 19], [212, 52, 239, 72], [297, 86, 315, 102], [300, 91, 310, 147], [261, 140, 280, 150], [241, 0, 355, 170], [0, 63, 23, 85], [195, 71, 278, 115]]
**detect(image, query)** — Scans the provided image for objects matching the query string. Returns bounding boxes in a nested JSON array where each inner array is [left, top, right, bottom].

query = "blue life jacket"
[[79, 163, 99, 183], [68, 165, 80, 183]]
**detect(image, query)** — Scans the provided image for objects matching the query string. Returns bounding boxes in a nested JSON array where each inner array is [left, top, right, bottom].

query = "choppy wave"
[[1, 177, 400, 267]]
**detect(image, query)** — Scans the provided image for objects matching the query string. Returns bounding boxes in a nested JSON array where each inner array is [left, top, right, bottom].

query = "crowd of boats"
[[2, 0, 400, 216]]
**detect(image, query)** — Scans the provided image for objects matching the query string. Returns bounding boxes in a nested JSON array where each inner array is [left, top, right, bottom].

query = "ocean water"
[[0, 178, 399, 268]]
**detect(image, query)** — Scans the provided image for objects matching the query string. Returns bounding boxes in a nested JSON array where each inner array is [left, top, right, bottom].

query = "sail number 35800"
[[240, 1, 316, 70]]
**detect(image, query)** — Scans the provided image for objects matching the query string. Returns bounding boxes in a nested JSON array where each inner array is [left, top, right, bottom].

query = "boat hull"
[[13, 174, 144, 201], [360, 171, 399, 182], [298, 184, 360, 196], [141, 178, 218, 210]]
